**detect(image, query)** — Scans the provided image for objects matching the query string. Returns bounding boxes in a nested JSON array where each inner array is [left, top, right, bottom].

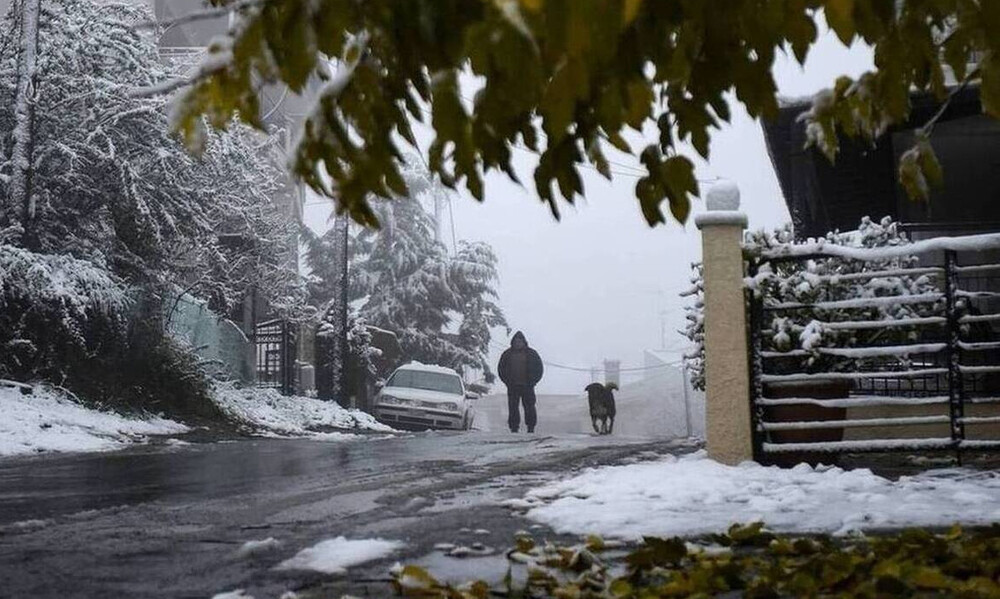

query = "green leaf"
[[609, 578, 633, 597], [982, 54, 1000, 119], [825, 0, 856, 45], [585, 534, 606, 552], [624, 79, 654, 129]]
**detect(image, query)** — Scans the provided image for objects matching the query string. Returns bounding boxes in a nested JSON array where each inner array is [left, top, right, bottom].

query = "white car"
[[373, 363, 478, 431]]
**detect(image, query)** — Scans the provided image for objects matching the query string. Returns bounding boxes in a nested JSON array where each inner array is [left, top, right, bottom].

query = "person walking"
[[497, 331, 544, 433]]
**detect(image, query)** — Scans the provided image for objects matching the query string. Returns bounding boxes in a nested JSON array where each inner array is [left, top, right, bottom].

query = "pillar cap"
[[706, 180, 741, 210], [695, 180, 746, 229]]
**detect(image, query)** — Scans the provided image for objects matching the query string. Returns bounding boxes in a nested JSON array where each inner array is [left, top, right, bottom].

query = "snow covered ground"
[[0, 383, 189, 457], [275, 536, 404, 575], [513, 450, 1000, 539], [211, 384, 394, 437]]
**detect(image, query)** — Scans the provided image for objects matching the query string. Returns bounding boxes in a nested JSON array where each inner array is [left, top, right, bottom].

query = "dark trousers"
[[507, 385, 537, 432]]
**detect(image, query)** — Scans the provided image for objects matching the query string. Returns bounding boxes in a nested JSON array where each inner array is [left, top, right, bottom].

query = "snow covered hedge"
[[0, 244, 130, 379], [682, 217, 943, 390]]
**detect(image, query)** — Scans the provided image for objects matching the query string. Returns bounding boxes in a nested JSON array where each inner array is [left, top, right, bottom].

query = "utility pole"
[[681, 365, 693, 437], [330, 214, 350, 406], [8, 0, 41, 245], [432, 193, 444, 245]]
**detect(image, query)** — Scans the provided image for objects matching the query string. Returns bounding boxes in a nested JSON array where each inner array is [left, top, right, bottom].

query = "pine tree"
[[350, 194, 464, 368], [450, 240, 508, 383]]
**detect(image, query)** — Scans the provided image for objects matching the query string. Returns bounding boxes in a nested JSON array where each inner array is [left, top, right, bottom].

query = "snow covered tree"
[[450, 241, 508, 382], [349, 195, 466, 368], [0, 0, 301, 315], [302, 173, 507, 382], [0, 0, 302, 410]]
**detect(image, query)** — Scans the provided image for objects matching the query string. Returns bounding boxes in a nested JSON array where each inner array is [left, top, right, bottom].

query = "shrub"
[[0, 244, 216, 418], [682, 217, 941, 390]]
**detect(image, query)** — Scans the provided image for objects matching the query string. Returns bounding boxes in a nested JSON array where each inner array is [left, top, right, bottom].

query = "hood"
[[510, 331, 528, 348]]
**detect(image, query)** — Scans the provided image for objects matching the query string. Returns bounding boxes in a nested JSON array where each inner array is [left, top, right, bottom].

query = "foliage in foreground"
[[387, 523, 1000, 598], [174, 1, 1000, 228]]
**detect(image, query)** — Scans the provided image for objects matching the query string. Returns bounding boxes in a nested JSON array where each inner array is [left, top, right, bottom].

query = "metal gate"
[[254, 318, 296, 395], [747, 234, 1000, 462]]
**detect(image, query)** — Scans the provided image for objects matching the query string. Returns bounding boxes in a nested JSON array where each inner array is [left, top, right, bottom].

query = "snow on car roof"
[[396, 362, 461, 376]]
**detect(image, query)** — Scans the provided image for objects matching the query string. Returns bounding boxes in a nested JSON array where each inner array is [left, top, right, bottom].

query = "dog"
[[584, 382, 617, 435]]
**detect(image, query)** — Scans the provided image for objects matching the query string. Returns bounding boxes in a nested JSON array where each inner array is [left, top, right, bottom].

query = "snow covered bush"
[[316, 309, 383, 386], [0, 244, 216, 415], [682, 216, 943, 390], [0, 244, 130, 380], [679, 263, 705, 391]]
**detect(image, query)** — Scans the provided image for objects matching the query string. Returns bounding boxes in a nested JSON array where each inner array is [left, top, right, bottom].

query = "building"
[[762, 86, 1000, 241]]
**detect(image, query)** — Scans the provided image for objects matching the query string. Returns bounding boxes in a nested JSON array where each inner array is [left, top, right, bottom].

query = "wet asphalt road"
[[0, 426, 692, 599]]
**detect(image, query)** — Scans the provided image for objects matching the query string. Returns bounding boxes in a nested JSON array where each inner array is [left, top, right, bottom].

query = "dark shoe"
[[527, 427, 535, 433], [510, 428, 519, 433]]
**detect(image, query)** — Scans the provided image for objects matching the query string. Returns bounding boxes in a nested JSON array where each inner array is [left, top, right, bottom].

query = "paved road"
[[0, 423, 692, 598]]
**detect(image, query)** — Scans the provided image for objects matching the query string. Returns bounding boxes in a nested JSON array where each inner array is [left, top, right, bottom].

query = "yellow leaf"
[[911, 567, 949, 590], [622, 0, 642, 26]]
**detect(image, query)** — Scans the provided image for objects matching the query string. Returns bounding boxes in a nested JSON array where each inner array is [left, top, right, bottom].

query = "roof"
[[762, 85, 996, 239]]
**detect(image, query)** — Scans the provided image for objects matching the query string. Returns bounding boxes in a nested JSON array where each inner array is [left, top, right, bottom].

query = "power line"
[[488, 339, 685, 373]]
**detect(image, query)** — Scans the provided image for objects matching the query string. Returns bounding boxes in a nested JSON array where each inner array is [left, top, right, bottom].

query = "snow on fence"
[[747, 229, 1000, 461]]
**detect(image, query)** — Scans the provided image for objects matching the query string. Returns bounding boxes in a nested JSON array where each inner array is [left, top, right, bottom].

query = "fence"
[[254, 318, 297, 395], [747, 235, 1000, 463]]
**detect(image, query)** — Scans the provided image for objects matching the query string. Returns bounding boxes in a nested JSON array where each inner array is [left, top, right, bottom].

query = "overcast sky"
[[305, 28, 875, 394]]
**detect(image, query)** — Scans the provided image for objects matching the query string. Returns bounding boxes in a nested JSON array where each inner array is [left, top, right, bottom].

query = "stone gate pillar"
[[694, 182, 753, 465]]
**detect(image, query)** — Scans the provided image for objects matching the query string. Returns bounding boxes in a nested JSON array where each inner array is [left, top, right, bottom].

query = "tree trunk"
[[8, 0, 41, 246], [318, 215, 350, 404]]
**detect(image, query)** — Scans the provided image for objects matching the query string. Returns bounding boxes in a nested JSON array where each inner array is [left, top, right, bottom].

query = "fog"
[[305, 29, 874, 394]]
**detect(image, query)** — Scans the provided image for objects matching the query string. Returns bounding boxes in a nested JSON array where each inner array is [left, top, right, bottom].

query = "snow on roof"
[[398, 361, 461, 376], [777, 93, 819, 109]]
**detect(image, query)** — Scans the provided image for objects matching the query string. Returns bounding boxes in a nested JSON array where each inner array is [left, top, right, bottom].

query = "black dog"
[[584, 382, 617, 435]]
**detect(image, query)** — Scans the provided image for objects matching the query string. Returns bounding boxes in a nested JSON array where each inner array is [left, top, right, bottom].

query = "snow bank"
[[211, 384, 393, 437], [275, 536, 404, 574], [517, 451, 1000, 539], [211, 591, 254, 599], [0, 383, 189, 457], [236, 537, 282, 559]]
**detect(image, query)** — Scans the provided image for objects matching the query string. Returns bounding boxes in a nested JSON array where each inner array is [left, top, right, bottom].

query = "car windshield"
[[388, 369, 463, 395]]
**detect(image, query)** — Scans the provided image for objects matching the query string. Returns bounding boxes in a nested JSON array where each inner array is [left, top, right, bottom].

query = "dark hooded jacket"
[[498, 331, 544, 387]]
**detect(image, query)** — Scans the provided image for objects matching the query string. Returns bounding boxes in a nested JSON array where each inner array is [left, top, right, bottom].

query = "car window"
[[388, 370, 463, 395]]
